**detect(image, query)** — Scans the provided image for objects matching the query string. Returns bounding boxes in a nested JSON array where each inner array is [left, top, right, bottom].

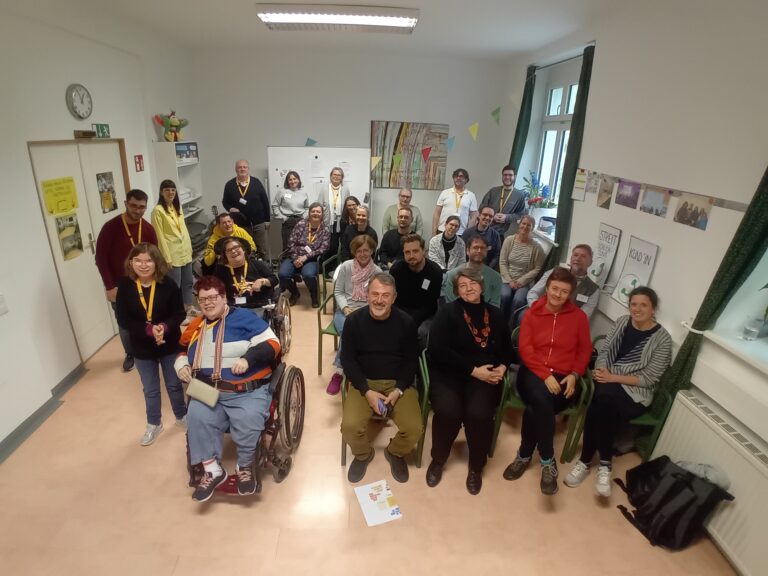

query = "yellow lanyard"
[[307, 226, 318, 245], [136, 280, 156, 322], [122, 214, 142, 247], [228, 261, 249, 294], [330, 185, 341, 213], [454, 188, 465, 210], [238, 179, 250, 198], [499, 188, 510, 212]]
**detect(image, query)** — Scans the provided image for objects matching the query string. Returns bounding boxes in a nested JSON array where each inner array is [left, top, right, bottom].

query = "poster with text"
[[42, 177, 78, 215], [589, 223, 622, 289], [597, 175, 616, 210], [611, 236, 659, 306], [615, 179, 642, 210]]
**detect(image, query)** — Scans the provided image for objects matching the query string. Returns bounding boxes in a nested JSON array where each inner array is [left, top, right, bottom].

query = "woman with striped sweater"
[[565, 286, 672, 497]]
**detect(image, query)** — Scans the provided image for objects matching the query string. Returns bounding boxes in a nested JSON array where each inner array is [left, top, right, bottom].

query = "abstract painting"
[[371, 121, 449, 190]]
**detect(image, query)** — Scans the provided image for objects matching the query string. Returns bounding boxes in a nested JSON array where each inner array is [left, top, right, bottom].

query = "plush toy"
[[153, 110, 189, 142]]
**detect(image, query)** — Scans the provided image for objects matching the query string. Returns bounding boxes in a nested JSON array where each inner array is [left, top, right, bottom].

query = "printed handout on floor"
[[354, 479, 402, 527]]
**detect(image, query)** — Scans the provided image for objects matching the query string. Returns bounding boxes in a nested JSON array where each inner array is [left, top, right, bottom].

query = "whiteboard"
[[266, 146, 372, 214]]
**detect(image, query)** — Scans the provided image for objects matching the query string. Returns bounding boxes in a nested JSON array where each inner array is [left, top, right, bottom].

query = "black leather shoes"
[[426, 460, 444, 488], [466, 469, 483, 495], [122, 354, 134, 372], [384, 449, 409, 483], [347, 448, 375, 483]]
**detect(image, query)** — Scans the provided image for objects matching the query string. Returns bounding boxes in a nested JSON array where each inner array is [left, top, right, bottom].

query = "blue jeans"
[[500, 283, 530, 324], [278, 258, 319, 299], [167, 263, 194, 308], [187, 386, 273, 467], [134, 354, 187, 425], [111, 301, 132, 356], [333, 309, 347, 368]]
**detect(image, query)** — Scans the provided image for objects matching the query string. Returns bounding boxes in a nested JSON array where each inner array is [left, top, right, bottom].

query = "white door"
[[29, 141, 122, 361]]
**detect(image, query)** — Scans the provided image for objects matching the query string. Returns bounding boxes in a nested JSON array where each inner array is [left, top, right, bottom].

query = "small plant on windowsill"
[[522, 171, 556, 210]]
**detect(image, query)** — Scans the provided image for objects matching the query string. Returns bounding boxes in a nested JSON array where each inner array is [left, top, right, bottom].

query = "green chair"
[[316, 293, 339, 375], [589, 334, 674, 461], [489, 327, 593, 463], [318, 249, 340, 314], [340, 353, 429, 468]]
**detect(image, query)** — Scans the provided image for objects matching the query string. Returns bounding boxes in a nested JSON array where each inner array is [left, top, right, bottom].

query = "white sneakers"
[[564, 461, 612, 497], [564, 460, 590, 487], [595, 465, 612, 497], [141, 423, 164, 446]]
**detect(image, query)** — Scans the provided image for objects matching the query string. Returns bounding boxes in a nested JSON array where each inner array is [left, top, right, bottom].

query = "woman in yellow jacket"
[[151, 180, 194, 312]]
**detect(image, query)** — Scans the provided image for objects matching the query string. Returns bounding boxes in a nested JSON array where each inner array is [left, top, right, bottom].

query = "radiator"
[[653, 390, 768, 576]]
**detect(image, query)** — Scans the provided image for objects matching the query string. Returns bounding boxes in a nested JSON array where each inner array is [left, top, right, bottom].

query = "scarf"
[[351, 258, 374, 301], [191, 305, 229, 382]]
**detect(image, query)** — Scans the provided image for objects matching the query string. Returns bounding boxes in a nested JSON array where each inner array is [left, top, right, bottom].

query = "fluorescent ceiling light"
[[256, 4, 419, 33]]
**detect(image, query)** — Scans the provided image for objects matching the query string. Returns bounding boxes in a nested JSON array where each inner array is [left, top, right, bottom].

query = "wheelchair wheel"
[[275, 291, 292, 355], [278, 365, 305, 452], [273, 456, 292, 483]]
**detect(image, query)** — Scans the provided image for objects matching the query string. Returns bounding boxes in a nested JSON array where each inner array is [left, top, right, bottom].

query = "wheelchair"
[[259, 291, 292, 355], [186, 359, 306, 495]]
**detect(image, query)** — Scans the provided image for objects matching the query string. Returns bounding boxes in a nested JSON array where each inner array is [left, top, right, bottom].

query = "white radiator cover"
[[653, 389, 768, 576]]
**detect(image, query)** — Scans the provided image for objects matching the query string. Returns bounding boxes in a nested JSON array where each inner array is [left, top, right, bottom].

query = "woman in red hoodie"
[[502, 266, 591, 495]]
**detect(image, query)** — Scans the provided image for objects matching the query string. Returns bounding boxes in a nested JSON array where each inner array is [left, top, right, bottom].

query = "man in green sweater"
[[442, 235, 502, 308]]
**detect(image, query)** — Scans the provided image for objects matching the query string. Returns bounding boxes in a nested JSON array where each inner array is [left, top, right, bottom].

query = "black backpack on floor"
[[615, 455, 734, 550]]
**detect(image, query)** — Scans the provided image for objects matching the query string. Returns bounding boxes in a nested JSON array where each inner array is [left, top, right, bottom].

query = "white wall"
[[0, 7, 193, 442], [189, 46, 509, 242], [503, 1, 768, 439]]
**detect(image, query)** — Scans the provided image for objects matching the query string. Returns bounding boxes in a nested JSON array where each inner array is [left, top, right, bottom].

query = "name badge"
[[235, 296, 247, 304], [576, 293, 589, 303], [284, 193, 292, 199], [304, 245, 312, 254], [239, 197, 248, 205], [421, 279, 431, 290]]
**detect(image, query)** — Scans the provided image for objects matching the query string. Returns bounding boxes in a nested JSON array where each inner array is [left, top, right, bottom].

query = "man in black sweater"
[[389, 234, 443, 348], [377, 206, 412, 268], [222, 159, 271, 259], [340, 273, 422, 485]]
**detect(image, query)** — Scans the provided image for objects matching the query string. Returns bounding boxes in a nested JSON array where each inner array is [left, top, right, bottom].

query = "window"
[[536, 80, 578, 205]]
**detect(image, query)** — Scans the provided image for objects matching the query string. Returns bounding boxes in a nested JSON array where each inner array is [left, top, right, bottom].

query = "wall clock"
[[65, 83, 93, 120]]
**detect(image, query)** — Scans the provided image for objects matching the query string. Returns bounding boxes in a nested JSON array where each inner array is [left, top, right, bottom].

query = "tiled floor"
[[0, 291, 735, 575]]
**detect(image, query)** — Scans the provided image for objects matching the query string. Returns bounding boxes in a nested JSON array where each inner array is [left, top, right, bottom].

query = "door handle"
[[87, 232, 96, 254]]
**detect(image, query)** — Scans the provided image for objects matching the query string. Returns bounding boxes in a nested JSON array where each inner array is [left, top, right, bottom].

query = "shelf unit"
[[153, 141, 210, 254]]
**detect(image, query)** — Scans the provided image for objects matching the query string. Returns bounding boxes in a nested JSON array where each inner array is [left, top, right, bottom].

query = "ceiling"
[[11, 0, 612, 59]]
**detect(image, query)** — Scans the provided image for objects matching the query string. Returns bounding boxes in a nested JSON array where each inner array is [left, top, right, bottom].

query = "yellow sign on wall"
[[42, 177, 78, 216]]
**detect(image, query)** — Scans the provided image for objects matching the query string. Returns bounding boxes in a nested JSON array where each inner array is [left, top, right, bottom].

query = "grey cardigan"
[[499, 235, 545, 285], [596, 314, 673, 407]]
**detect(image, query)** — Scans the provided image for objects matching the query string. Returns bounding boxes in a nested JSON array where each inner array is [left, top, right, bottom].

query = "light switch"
[[0, 292, 8, 316]]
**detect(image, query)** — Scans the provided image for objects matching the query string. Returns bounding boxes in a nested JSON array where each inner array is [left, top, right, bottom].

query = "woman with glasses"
[[115, 242, 187, 446], [214, 236, 278, 314], [426, 269, 512, 495], [427, 215, 466, 272], [175, 276, 281, 502]]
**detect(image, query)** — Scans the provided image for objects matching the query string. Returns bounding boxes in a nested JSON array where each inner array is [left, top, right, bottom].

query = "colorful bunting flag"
[[305, 137, 317, 146], [392, 153, 402, 169], [370, 156, 382, 171], [468, 123, 479, 141], [491, 107, 501, 125], [421, 147, 431, 163], [446, 136, 455, 152]]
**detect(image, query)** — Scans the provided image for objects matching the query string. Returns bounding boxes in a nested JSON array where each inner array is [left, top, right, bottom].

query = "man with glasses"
[[96, 189, 158, 372], [462, 206, 502, 270], [381, 188, 423, 237], [222, 159, 271, 259], [480, 165, 528, 236], [432, 168, 477, 236]]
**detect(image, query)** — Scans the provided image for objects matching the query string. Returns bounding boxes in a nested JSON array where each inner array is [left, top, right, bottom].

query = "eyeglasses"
[[226, 246, 243, 254], [132, 258, 153, 265], [198, 295, 222, 304]]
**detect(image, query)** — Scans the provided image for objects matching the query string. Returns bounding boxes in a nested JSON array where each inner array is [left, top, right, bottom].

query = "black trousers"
[[429, 374, 502, 472], [280, 216, 301, 254], [579, 383, 646, 463], [517, 366, 576, 461]]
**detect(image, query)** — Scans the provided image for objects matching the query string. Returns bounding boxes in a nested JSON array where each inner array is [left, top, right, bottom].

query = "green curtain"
[[508, 65, 537, 173], [636, 165, 768, 457], [541, 45, 595, 271]]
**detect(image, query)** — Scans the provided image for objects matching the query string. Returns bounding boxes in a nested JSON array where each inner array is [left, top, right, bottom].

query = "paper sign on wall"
[[42, 177, 78, 215], [611, 236, 659, 305], [589, 223, 622, 289]]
